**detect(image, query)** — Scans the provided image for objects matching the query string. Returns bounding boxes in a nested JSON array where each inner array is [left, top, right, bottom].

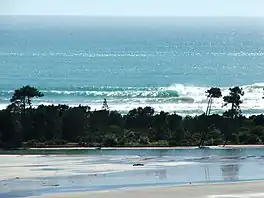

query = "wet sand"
[[31, 181, 264, 198], [2, 147, 264, 198]]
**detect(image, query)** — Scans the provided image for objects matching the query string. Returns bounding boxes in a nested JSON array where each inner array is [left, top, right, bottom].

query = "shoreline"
[[1, 144, 264, 153], [30, 180, 264, 198], [24, 144, 264, 150]]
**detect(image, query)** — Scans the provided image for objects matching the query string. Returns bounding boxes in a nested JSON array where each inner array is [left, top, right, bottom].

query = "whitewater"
[[1, 83, 264, 116], [1, 16, 264, 116]]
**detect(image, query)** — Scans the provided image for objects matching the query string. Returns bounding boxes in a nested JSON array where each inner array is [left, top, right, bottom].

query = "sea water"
[[0, 16, 264, 116], [1, 147, 264, 197]]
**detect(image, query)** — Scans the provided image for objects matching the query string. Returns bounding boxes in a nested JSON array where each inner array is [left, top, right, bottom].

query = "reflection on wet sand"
[[154, 169, 167, 180], [145, 169, 167, 180], [204, 166, 211, 181], [220, 149, 241, 181], [1, 148, 264, 198], [221, 164, 240, 181]]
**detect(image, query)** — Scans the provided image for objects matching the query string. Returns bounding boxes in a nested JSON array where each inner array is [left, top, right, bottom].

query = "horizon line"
[[1, 14, 264, 18]]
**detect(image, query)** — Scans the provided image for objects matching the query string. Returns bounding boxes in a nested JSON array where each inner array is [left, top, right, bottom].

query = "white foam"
[[2, 83, 264, 116], [29, 147, 96, 150]]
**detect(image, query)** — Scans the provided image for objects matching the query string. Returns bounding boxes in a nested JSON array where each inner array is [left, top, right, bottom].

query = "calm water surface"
[[0, 148, 264, 197]]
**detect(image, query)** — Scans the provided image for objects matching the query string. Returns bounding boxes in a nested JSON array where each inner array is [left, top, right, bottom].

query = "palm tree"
[[205, 87, 222, 116], [10, 85, 44, 111]]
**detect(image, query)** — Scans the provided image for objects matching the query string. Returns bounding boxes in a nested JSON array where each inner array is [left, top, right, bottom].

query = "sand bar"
[[31, 181, 264, 198]]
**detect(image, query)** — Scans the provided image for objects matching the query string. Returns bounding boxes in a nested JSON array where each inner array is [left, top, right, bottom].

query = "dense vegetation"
[[0, 85, 264, 149]]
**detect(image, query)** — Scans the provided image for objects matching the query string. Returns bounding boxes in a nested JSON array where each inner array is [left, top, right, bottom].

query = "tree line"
[[0, 85, 264, 149]]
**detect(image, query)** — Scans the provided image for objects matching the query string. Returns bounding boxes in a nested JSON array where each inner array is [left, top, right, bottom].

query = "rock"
[[133, 163, 144, 166]]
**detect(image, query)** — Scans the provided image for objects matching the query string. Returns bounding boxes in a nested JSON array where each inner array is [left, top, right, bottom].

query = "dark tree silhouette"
[[2, 85, 264, 149], [10, 85, 44, 111], [223, 86, 244, 118], [102, 99, 109, 110], [199, 88, 222, 148], [205, 87, 222, 116]]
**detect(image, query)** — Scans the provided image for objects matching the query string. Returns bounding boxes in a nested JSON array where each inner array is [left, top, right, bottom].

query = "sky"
[[1, 0, 264, 17]]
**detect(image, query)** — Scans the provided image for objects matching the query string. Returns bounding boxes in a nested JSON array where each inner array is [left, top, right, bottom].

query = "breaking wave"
[[1, 83, 264, 116]]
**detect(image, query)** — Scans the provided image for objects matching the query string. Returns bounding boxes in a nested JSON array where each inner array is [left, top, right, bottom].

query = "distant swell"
[[1, 87, 179, 99], [1, 83, 264, 101], [1, 51, 264, 57], [1, 83, 264, 115]]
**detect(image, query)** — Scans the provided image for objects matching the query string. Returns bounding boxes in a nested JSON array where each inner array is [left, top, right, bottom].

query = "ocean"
[[1, 16, 264, 116]]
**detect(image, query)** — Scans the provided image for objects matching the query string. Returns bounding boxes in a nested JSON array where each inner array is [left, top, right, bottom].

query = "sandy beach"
[[30, 181, 264, 198], [2, 147, 264, 198]]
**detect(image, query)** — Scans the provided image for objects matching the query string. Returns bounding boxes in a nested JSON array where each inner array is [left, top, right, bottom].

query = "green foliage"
[[150, 140, 169, 147], [139, 136, 150, 145], [1, 86, 264, 149]]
